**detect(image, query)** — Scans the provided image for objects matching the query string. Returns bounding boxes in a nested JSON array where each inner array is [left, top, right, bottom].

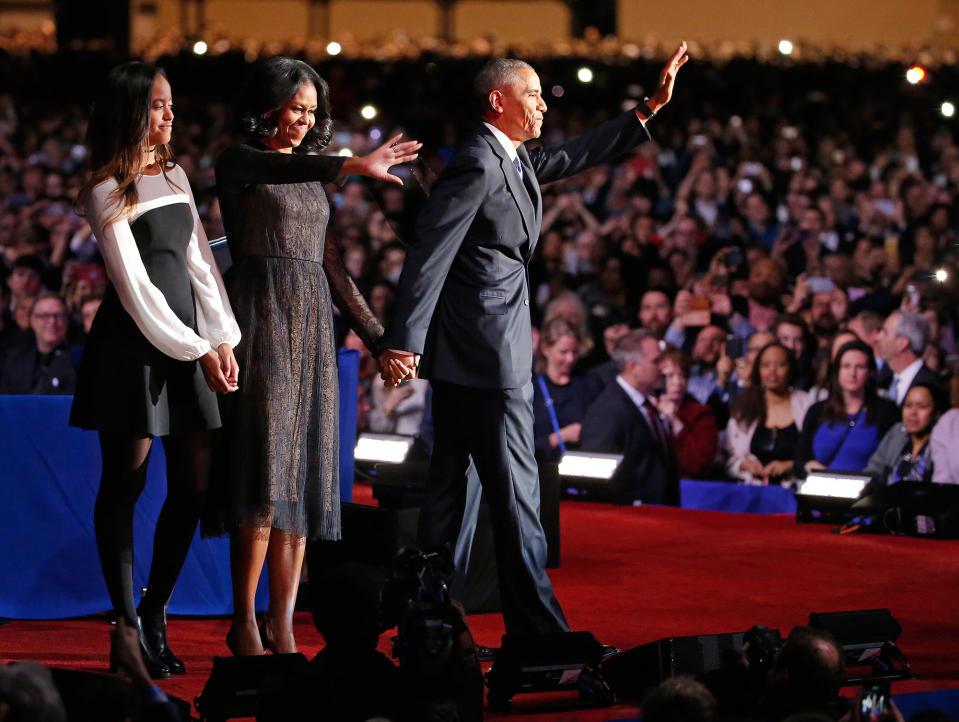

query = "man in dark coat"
[[381, 45, 688, 635], [581, 330, 680, 505]]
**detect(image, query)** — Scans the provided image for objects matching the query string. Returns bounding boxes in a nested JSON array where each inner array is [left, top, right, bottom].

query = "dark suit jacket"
[[906, 363, 943, 399], [580, 381, 680, 505], [385, 111, 650, 388]]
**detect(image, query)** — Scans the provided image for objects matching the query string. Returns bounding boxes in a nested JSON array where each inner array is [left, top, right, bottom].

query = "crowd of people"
[[3, 45, 959, 502]]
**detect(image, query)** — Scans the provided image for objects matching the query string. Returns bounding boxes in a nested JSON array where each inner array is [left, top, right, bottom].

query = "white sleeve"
[[87, 180, 213, 361], [178, 169, 241, 349]]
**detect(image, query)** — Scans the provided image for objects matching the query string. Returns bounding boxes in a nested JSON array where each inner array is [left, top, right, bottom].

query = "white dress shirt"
[[483, 122, 520, 164], [890, 358, 923, 405]]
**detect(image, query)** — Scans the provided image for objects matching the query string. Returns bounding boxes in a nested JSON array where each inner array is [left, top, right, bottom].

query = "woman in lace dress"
[[71, 62, 241, 678], [211, 57, 419, 655]]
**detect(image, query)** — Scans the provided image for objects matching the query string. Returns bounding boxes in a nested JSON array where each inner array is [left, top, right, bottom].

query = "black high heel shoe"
[[109, 617, 172, 680], [138, 605, 185, 675]]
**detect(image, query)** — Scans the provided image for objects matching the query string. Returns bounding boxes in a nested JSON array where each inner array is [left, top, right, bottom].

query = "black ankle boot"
[[138, 604, 185, 675], [110, 617, 171, 680]]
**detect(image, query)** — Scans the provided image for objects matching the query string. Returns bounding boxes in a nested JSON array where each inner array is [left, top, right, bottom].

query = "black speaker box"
[[486, 631, 606, 708], [600, 630, 771, 700], [195, 653, 308, 722]]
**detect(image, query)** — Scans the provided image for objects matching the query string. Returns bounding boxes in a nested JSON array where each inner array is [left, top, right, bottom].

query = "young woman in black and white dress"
[[71, 62, 240, 678]]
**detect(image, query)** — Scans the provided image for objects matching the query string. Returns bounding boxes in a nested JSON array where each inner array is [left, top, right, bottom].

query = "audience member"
[[638, 288, 674, 338], [367, 376, 428, 435], [930, 375, 959, 484], [584, 311, 632, 396], [847, 310, 891, 387], [641, 677, 717, 722], [796, 340, 899, 476], [655, 348, 718, 479], [863, 382, 942, 487], [581, 330, 679, 504], [877, 311, 940, 405], [0, 662, 65, 722], [728, 330, 776, 402], [532, 318, 592, 463], [764, 626, 847, 721], [0, 292, 75, 394], [725, 342, 810, 486], [773, 312, 814, 390]]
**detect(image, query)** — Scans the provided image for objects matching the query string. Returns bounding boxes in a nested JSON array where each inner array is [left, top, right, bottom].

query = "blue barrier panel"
[[680, 479, 797, 514], [0, 349, 359, 619]]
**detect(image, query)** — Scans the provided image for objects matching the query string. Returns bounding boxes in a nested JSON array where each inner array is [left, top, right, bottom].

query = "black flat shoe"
[[138, 607, 184, 675]]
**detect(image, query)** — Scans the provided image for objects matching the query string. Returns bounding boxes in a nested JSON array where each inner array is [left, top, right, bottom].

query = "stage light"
[[941, 101, 955, 118], [360, 104, 378, 120], [558, 451, 622, 480], [935, 267, 949, 282], [551, 84, 565, 98], [326, 41, 342, 56], [576, 67, 594, 84], [778, 39, 794, 56], [337, 148, 354, 157], [905, 65, 926, 84], [193, 40, 208, 55], [354, 433, 414, 463], [798, 471, 868, 499]]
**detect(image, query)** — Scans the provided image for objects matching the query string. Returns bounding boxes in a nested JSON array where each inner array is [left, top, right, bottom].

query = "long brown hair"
[[730, 342, 796, 427], [822, 340, 881, 425], [78, 62, 177, 222]]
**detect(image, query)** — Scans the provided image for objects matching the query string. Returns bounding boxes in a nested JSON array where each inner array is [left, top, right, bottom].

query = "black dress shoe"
[[138, 607, 185, 675], [600, 644, 621, 659]]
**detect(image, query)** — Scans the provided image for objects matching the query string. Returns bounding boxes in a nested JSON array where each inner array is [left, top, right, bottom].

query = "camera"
[[381, 547, 461, 680]]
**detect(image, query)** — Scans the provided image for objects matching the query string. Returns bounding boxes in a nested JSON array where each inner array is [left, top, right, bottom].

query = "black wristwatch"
[[638, 96, 656, 121]]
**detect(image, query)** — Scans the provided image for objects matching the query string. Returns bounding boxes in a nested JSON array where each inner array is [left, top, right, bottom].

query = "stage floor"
[[4, 496, 958, 719]]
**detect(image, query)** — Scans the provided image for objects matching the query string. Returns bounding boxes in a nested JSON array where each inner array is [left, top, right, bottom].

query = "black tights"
[[94, 431, 211, 625]]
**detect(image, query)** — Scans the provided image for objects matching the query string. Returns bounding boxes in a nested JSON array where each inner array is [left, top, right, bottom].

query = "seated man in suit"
[[876, 309, 942, 405], [580, 329, 680, 505]]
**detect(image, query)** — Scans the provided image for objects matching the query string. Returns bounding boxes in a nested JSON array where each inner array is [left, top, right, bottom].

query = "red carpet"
[[3, 488, 958, 720]]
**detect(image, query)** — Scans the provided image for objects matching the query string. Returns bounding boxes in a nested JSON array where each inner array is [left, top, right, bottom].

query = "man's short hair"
[[850, 310, 883, 334], [611, 329, 659, 372], [772, 626, 845, 707], [641, 677, 717, 722], [891, 310, 930, 356], [474, 58, 534, 114]]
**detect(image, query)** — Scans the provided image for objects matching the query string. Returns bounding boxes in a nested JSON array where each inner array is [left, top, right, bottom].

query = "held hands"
[[199, 343, 239, 393], [378, 349, 420, 388], [343, 133, 422, 185], [646, 41, 690, 113]]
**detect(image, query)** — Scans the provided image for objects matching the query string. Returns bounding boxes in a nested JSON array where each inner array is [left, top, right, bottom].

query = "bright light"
[[337, 148, 354, 157], [798, 474, 867, 499], [360, 104, 378, 120], [935, 268, 949, 283], [326, 41, 342, 56], [192, 40, 208, 55], [778, 39, 794, 55], [942, 101, 956, 118], [576, 67, 594, 83], [354, 433, 413, 463], [558, 451, 622, 480], [906, 65, 926, 84]]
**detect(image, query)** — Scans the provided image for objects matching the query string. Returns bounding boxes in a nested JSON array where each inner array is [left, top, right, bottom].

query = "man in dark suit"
[[380, 45, 688, 635], [580, 330, 680, 505], [876, 310, 942, 406]]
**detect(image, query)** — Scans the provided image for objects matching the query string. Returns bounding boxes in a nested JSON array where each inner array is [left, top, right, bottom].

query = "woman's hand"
[[342, 134, 422, 185], [550, 423, 582, 448], [740, 457, 766, 477], [763, 459, 794, 479], [218, 343, 239, 390], [200, 346, 237, 393], [804, 459, 827, 473]]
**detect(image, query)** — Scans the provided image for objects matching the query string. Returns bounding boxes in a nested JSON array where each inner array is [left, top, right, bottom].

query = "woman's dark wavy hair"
[[78, 62, 177, 221], [730, 341, 796, 427], [822, 339, 882, 425], [237, 56, 333, 152]]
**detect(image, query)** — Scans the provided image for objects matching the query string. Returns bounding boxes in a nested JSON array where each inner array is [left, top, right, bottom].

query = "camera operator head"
[[642, 677, 717, 722], [769, 626, 845, 716], [310, 561, 386, 652]]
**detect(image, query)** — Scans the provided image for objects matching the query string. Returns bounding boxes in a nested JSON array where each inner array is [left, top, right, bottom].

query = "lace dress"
[[208, 144, 383, 540]]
